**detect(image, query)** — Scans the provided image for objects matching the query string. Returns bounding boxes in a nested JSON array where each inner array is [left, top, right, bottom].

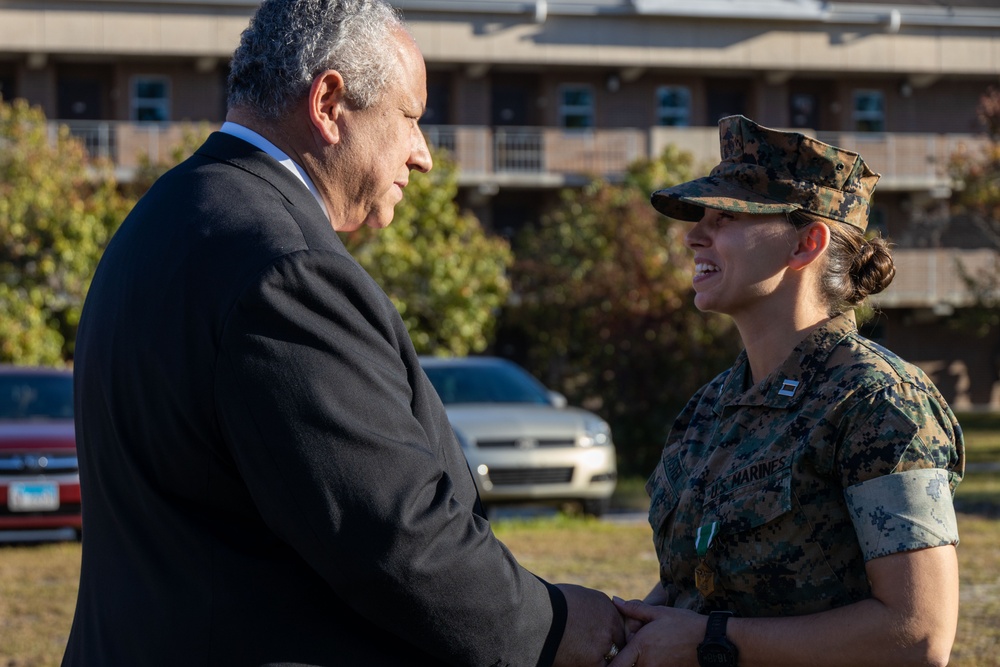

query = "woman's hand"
[[609, 597, 707, 667]]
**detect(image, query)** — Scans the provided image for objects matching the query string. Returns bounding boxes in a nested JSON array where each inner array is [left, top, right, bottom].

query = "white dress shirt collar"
[[219, 121, 329, 220]]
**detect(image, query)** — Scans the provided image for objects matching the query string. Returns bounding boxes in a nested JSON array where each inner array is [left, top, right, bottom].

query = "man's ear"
[[308, 69, 347, 145], [788, 220, 830, 270]]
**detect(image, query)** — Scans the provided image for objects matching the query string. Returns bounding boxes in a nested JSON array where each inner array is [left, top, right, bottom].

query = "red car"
[[0, 366, 81, 535]]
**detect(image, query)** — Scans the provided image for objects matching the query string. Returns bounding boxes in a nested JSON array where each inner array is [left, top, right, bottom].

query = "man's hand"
[[609, 598, 706, 667], [552, 584, 627, 667]]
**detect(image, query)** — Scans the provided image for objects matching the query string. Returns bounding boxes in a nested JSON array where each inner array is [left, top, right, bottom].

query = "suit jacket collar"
[[196, 131, 328, 222]]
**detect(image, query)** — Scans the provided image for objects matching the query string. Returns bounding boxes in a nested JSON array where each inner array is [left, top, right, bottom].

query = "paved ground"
[[0, 527, 76, 544]]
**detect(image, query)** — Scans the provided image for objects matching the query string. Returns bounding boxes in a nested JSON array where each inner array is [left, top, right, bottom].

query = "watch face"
[[698, 644, 736, 666]]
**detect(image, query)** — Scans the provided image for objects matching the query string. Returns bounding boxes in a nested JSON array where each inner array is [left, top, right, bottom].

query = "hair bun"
[[850, 235, 896, 301]]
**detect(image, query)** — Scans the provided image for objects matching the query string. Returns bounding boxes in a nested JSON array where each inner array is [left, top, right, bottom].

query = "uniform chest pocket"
[[700, 463, 849, 615], [703, 462, 792, 533]]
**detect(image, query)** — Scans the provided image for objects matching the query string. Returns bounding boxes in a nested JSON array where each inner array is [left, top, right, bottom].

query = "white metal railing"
[[814, 131, 988, 189], [47, 119, 986, 188], [51, 119, 214, 170], [423, 125, 645, 179], [870, 248, 1000, 309]]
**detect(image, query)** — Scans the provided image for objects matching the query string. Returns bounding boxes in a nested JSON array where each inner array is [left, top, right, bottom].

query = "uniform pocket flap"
[[704, 461, 792, 533], [647, 456, 686, 532]]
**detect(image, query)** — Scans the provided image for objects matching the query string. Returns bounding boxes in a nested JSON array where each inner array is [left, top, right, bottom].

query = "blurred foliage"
[[342, 149, 513, 356], [0, 98, 132, 365], [949, 86, 1000, 248], [123, 122, 213, 200], [496, 146, 742, 475], [949, 260, 1000, 338], [947, 87, 1000, 337]]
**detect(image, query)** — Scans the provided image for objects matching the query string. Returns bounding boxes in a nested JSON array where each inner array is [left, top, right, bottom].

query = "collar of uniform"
[[715, 311, 859, 412]]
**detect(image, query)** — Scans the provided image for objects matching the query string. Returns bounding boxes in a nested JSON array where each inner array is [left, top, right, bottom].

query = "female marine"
[[611, 116, 964, 667]]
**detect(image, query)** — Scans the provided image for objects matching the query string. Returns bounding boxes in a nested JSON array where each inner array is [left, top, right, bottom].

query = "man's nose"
[[410, 130, 433, 173]]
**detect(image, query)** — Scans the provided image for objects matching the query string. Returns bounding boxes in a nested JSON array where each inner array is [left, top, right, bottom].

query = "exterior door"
[[0, 69, 15, 102], [492, 76, 538, 127], [789, 91, 820, 129], [491, 76, 540, 172], [706, 81, 748, 123], [56, 68, 110, 120]]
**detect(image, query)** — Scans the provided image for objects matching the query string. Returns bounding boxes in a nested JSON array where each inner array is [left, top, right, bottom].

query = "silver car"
[[419, 356, 617, 516]]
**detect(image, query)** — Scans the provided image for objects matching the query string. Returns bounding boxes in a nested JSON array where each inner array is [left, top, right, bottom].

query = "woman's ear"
[[788, 221, 830, 270], [308, 69, 347, 145]]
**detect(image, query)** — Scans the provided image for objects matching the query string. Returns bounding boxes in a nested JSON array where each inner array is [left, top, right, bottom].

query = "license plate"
[[8, 481, 60, 512]]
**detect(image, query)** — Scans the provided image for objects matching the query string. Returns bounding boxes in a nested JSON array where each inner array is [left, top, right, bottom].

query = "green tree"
[[341, 149, 513, 356], [123, 122, 213, 200], [947, 87, 1000, 336], [497, 146, 742, 474], [949, 87, 1000, 249], [0, 98, 132, 364]]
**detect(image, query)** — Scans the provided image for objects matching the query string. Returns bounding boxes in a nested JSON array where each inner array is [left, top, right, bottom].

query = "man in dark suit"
[[63, 1, 624, 665]]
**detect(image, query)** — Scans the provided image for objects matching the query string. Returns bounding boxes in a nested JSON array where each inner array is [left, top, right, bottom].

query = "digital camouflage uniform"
[[646, 115, 964, 617], [646, 312, 964, 617]]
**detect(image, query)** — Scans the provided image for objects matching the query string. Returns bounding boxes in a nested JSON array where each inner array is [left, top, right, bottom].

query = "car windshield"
[[0, 374, 74, 420], [424, 363, 552, 405]]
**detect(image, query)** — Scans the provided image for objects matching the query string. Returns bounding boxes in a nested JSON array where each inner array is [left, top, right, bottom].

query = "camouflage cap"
[[651, 115, 880, 230]]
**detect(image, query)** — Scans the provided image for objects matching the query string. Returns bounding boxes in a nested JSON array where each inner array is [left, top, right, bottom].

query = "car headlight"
[[580, 416, 611, 447]]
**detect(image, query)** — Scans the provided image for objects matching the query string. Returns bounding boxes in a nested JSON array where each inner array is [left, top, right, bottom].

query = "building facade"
[[3, 0, 1000, 406]]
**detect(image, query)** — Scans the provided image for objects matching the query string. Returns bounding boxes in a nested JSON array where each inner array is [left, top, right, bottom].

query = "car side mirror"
[[548, 391, 567, 408]]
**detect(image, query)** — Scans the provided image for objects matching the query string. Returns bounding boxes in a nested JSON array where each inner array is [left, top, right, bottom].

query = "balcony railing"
[[50, 119, 986, 192], [54, 120, 205, 171], [648, 127, 987, 191], [870, 248, 1000, 309], [813, 131, 985, 191], [45, 118, 1000, 312], [422, 125, 646, 184]]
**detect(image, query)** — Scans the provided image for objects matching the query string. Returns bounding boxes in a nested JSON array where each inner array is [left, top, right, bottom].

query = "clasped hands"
[[553, 584, 706, 667]]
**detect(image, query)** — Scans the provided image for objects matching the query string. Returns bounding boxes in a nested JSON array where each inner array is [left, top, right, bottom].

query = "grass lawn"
[[950, 413, 1000, 666], [0, 413, 997, 666], [0, 540, 80, 667]]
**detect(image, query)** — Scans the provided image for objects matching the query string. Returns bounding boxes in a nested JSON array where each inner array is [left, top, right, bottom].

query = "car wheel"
[[581, 497, 610, 517]]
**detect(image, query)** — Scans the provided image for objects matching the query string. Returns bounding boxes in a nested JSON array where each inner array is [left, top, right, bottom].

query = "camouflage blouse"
[[647, 312, 964, 616]]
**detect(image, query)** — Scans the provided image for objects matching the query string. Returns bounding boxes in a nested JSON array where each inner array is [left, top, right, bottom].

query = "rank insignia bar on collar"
[[778, 379, 799, 397]]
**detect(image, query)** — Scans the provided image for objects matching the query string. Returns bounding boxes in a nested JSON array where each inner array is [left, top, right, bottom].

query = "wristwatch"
[[696, 610, 738, 667]]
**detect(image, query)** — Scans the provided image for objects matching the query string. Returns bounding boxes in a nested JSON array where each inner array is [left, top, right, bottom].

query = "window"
[[559, 85, 594, 129], [131, 76, 170, 122], [655, 86, 691, 126], [853, 90, 884, 132]]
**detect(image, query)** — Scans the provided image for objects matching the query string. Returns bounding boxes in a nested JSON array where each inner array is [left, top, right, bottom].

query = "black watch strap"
[[698, 610, 738, 667], [705, 610, 733, 639]]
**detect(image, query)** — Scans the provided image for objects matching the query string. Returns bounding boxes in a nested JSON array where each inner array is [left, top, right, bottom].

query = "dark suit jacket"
[[64, 133, 566, 666]]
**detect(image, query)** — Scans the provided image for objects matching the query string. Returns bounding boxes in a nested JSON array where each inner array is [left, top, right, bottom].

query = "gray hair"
[[227, 0, 403, 119]]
